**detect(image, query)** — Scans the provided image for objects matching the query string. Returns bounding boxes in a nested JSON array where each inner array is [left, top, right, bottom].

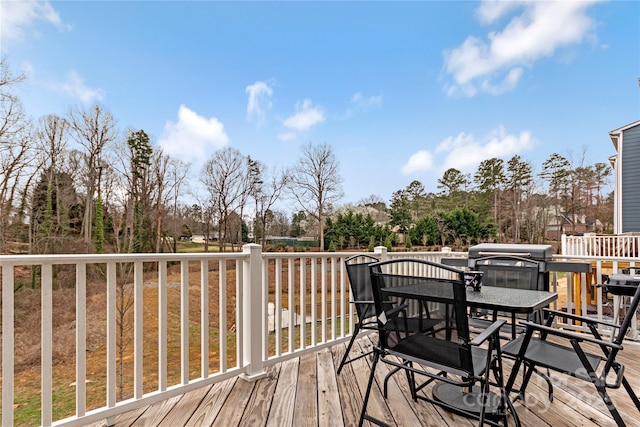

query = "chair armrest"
[[470, 320, 506, 346], [544, 308, 621, 329], [519, 320, 623, 351], [384, 303, 410, 321]]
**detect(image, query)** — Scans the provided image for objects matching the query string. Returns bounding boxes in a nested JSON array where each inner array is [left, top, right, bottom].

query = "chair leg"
[[383, 361, 412, 399], [491, 355, 521, 427], [517, 362, 537, 401], [383, 365, 400, 398], [622, 376, 640, 411], [530, 367, 553, 402], [404, 361, 417, 401], [358, 349, 389, 427], [337, 323, 361, 374], [477, 377, 488, 427], [597, 385, 626, 427]]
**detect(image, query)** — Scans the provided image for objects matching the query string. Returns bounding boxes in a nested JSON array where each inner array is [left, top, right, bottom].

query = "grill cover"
[[468, 243, 553, 262]]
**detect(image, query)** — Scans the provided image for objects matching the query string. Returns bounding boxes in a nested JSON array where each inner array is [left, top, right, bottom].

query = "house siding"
[[622, 125, 640, 232]]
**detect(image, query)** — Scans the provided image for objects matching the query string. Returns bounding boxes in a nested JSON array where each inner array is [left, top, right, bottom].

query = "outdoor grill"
[[441, 243, 592, 333], [467, 243, 554, 292]]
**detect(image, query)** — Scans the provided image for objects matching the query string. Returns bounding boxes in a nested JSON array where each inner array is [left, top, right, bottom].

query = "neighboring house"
[[544, 211, 592, 240], [609, 120, 640, 234], [191, 233, 219, 243]]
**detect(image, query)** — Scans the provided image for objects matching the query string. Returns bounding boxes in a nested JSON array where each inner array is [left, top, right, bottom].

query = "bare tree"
[[68, 104, 117, 248], [0, 58, 36, 253], [270, 209, 291, 236], [151, 150, 188, 252], [31, 115, 70, 253], [287, 142, 343, 250], [166, 157, 189, 241], [200, 147, 250, 251], [251, 161, 288, 248]]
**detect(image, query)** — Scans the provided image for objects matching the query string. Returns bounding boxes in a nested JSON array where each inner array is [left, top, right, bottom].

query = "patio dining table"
[[380, 282, 557, 418], [383, 283, 558, 338]]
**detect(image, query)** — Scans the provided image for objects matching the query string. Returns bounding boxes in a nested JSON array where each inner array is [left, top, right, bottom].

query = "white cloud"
[[283, 99, 325, 131], [0, 0, 69, 45], [278, 131, 297, 141], [246, 81, 273, 123], [443, 0, 602, 96], [475, 0, 522, 24], [437, 127, 535, 173], [402, 150, 434, 175], [402, 127, 535, 177], [158, 105, 229, 166], [351, 92, 383, 110], [47, 70, 104, 104]]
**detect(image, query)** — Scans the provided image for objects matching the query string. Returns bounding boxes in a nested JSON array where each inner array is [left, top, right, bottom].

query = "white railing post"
[[2, 263, 14, 427], [374, 245, 388, 261], [241, 244, 267, 381]]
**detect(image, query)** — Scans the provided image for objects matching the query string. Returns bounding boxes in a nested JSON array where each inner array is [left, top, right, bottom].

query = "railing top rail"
[[261, 251, 362, 259], [0, 251, 249, 265], [387, 250, 468, 255], [552, 254, 640, 262]]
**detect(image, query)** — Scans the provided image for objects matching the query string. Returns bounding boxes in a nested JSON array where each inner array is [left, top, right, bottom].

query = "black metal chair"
[[337, 254, 440, 376], [359, 258, 520, 427], [504, 278, 640, 427], [469, 255, 546, 339], [336, 254, 380, 374]]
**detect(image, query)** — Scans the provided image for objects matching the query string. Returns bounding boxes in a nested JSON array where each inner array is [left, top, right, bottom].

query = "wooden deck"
[[88, 334, 640, 427]]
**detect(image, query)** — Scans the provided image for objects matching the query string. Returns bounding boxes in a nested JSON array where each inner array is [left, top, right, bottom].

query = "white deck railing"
[[562, 233, 640, 258], [0, 245, 638, 426]]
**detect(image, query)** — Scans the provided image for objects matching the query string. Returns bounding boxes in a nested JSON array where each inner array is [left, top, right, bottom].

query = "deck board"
[[101, 335, 640, 427], [183, 378, 235, 427], [211, 373, 256, 427], [265, 357, 299, 427], [155, 382, 211, 427], [293, 352, 319, 427], [316, 349, 344, 427], [240, 365, 281, 426]]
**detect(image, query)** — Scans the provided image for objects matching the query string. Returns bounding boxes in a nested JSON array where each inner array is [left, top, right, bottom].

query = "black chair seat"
[[390, 334, 489, 378], [503, 336, 601, 382]]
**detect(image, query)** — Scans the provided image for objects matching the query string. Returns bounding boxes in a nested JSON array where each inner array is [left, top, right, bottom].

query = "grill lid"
[[468, 243, 553, 261]]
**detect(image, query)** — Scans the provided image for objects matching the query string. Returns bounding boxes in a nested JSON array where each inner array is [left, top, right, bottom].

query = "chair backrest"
[[608, 282, 640, 346], [474, 255, 544, 291], [345, 254, 379, 320], [368, 258, 473, 374]]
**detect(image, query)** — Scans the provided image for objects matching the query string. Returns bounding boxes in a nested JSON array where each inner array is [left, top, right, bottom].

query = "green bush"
[[384, 236, 392, 252]]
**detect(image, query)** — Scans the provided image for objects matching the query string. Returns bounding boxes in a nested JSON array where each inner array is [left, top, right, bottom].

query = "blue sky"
[[1, 0, 638, 206]]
